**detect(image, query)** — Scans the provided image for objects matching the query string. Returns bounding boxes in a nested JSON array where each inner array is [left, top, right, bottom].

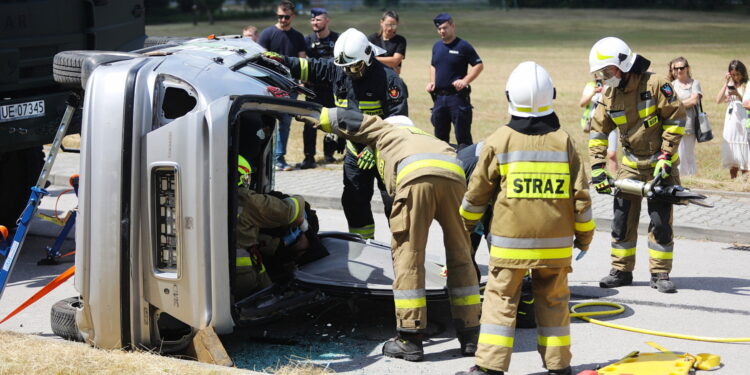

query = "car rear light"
[[151, 165, 180, 274]]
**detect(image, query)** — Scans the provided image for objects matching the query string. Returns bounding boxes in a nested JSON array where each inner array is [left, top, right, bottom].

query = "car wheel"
[[50, 297, 84, 342], [53, 50, 140, 88]]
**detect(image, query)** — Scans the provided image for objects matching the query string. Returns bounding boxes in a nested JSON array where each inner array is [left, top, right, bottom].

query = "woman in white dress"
[[715, 60, 749, 179], [669, 57, 702, 176]]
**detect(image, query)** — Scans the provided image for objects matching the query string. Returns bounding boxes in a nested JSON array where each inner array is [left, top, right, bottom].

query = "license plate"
[[0, 100, 45, 123]]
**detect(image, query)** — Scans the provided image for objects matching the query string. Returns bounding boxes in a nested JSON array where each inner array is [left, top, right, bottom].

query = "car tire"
[[143, 36, 193, 48], [53, 50, 140, 88], [0, 148, 44, 228], [51, 297, 85, 342]]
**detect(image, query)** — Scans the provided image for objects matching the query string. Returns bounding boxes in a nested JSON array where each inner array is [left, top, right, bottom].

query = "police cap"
[[311, 8, 327, 17], [433, 13, 452, 27]]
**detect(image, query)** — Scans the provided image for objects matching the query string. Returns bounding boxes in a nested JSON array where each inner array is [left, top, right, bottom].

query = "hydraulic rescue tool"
[[0, 93, 80, 302], [611, 174, 712, 208]]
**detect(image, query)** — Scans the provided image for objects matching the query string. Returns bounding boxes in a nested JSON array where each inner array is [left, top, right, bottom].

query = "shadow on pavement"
[[672, 276, 750, 296]]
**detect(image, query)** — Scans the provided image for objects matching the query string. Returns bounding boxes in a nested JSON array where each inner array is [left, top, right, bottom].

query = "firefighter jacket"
[[460, 114, 594, 269], [589, 69, 686, 170], [322, 109, 464, 195], [284, 56, 408, 154], [236, 186, 305, 248]]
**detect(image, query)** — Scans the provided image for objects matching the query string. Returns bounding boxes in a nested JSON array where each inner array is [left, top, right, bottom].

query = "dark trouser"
[[610, 167, 677, 274], [342, 151, 393, 239], [304, 89, 335, 158], [431, 92, 473, 147]]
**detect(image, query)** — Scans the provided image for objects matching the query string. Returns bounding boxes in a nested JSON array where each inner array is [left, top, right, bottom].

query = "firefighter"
[[588, 37, 686, 293], [264, 28, 408, 240], [456, 62, 594, 375], [297, 109, 481, 362], [235, 155, 307, 299]]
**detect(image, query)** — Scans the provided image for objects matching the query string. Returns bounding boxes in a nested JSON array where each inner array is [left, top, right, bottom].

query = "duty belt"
[[434, 88, 459, 96]]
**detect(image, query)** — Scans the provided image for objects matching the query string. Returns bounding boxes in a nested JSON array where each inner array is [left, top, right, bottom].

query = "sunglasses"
[[672, 66, 687, 71], [277, 14, 291, 20]]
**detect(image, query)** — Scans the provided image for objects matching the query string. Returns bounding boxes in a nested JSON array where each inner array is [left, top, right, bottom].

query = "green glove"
[[653, 152, 672, 179], [591, 164, 613, 194], [261, 51, 284, 63], [357, 147, 375, 170]]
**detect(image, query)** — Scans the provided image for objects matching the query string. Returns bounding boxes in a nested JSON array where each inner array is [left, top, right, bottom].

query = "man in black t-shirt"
[[298, 7, 340, 168], [426, 13, 483, 148], [367, 10, 406, 75], [258, 0, 307, 172]]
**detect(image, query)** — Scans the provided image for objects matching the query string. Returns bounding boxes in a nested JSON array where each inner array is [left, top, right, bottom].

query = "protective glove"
[[357, 147, 376, 170], [295, 108, 331, 132], [591, 164, 613, 194], [653, 151, 672, 179], [261, 51, 284, 63]]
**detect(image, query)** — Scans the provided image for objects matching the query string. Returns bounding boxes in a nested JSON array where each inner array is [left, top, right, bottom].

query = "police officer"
[[457, 62, 594, 375], [427, 13, 483, 148], [297, 109, 481, 362], [297, 7, 339, 168], [588, 37, 686, 293], [265, 28, 408, 240]]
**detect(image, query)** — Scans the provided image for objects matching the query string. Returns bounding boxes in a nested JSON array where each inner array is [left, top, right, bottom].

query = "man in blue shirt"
[[298, 7, 340, 168], [258, 0, 307, 171], [426, 13, 484, 148]]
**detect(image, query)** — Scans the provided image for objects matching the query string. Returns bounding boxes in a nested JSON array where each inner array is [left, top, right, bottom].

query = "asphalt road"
[[1, 204, 749, 374]]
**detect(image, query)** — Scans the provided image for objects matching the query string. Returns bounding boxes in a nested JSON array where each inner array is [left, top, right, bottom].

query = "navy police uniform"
[[303, 30, 339, 159], [283, 55, 408, 238], [430, 36, 482, 147]]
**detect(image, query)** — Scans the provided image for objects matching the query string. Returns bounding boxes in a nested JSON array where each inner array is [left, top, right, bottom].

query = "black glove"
[[591, 164, 613, 194]]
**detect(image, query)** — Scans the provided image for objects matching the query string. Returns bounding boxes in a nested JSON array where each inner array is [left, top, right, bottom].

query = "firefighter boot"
[[599, 268, 633, 288], [650, 273, 677, 293], [548, 366, 572, 375], [457, 326, 479, 356], [455, 366, 504, 375], [382, 332, 424, 362]]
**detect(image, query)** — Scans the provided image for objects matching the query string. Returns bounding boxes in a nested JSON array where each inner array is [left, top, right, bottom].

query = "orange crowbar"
[[0, 265, 75, 324]]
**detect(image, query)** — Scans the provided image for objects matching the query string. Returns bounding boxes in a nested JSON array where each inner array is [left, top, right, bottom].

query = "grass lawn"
[[146, 7, 750, 190]]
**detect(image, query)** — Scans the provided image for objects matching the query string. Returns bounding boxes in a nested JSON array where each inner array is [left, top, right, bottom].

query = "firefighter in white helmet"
[[587, 37, 686, 293], [456, 61, 594, 375], [264, 28, 408, 243]]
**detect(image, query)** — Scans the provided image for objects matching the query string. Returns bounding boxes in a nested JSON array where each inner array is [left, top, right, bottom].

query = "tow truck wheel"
[[143, 36, 193, 48], [51, 297, 84, 342]]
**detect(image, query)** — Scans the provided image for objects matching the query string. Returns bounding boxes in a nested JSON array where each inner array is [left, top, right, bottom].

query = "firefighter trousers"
[[476, 267, 572, 372], [611, 167, 677, 274], [342, 151, 393, 239], [389, 175, 481, 333]]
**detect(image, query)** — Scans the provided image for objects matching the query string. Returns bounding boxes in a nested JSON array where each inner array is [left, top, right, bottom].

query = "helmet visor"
[[593, 66, 617, 80]]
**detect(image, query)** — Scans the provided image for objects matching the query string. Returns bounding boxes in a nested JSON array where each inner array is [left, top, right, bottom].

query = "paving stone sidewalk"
[[276, 166, 750, 244], [40, 153, 750, 243]]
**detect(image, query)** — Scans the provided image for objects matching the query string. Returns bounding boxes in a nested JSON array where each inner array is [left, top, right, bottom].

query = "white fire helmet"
[[333, 28, 386, 67], [588, 37, 637, 74], [505, 61, 555, 118], [384, 115, 414, 127]]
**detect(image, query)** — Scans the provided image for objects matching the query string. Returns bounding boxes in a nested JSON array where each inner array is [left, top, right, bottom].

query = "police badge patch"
[[388, 87, 401, 99], [660, 83, 674, 98]]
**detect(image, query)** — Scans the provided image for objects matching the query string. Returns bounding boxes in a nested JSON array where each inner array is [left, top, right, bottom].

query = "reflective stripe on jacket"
[[461, 122, 593, 268]]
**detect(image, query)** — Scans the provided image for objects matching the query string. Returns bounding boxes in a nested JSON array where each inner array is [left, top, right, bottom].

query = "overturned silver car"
[[63, 36, 487, 355]]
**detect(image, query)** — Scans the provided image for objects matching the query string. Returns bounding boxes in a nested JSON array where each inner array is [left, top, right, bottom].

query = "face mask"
[[604, 76, 621, 88]]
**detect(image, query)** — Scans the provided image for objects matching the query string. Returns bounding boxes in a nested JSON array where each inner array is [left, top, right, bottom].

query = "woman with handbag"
[[715, 60, 749, 179], [669, 57, 703, 176]]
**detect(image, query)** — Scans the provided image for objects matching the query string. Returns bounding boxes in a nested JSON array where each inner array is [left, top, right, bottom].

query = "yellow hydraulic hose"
[[570, 302, 750, 343]]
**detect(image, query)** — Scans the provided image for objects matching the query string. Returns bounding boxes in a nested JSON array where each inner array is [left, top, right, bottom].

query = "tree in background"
[[195, 0, 225, 24]]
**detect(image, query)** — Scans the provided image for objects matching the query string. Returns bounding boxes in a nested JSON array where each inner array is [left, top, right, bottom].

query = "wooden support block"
[[188, 326, 234, 367]]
